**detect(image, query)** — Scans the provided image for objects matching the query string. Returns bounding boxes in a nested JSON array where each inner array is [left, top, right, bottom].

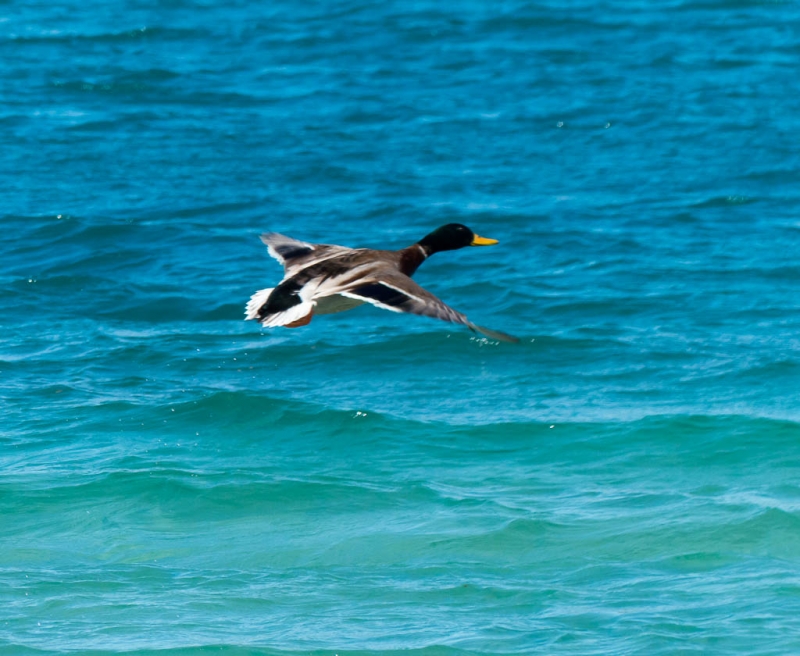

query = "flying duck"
[[244, 223, 519, 343]]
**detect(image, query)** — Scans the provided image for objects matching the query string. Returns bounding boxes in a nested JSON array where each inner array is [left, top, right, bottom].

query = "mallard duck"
[[244, 223, 519, 343]]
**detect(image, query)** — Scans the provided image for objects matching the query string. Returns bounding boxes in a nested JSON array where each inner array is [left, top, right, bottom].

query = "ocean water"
[[3, 0, 800, 653]]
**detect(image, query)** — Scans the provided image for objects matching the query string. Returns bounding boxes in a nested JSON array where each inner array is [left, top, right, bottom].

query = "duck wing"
[[260, 233, 353, 276], [340, 272, 519, 343]]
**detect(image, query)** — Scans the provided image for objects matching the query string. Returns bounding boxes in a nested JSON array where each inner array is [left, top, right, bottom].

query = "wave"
[[0, 646, 485, 656], [6, 26, 204, 45], [8, 387, 800, 465], [673, 0, 794, 10]]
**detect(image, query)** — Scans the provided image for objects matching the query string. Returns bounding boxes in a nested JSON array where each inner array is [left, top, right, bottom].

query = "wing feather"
[[260, 233, 357, 276], [260, 233, 315, 266], [340, 272, 519, 343]]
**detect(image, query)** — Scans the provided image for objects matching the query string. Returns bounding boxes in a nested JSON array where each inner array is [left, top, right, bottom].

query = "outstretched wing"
[[260, 233, 355, 276], [260, 233, 315, 265], [340, 273, 519, 343]]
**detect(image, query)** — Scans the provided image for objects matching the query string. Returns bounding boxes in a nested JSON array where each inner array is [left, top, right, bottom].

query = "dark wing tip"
[[472, 324, 520, 344]]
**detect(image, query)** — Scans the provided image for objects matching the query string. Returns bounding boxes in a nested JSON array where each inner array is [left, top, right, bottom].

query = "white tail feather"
[[244, 288, 274, 320], [259, 301, 315, 327]]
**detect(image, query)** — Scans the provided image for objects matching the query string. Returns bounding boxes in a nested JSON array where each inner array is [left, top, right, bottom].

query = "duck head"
[[417, 224, 498, 255]]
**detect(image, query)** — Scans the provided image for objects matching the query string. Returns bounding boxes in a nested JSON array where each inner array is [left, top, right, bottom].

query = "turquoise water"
[[3, 1, 800, 654]]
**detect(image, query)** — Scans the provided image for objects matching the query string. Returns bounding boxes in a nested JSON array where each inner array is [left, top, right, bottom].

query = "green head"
[[418, 224, 499, 254]]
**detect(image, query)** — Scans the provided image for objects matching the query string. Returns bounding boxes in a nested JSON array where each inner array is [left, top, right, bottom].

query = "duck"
[[244, 223, 519, 343]]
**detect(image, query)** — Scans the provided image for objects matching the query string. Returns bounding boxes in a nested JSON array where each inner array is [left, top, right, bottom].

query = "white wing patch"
[[378, 280, 427, 305], [340, 291, 404, 314], [339, 281, 437, 319]]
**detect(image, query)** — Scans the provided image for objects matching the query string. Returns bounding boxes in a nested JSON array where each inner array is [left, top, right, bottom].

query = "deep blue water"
[[3, 1, 800, 654]]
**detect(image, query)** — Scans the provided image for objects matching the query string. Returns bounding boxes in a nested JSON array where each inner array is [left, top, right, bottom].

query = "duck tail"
[[258, 301, 315, 328], [244, 288, 274, 321], [245, 287, 315, 328]]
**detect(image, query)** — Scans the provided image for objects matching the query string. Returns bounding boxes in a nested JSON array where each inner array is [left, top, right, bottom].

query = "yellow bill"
[[470, 234, 499, 246]]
